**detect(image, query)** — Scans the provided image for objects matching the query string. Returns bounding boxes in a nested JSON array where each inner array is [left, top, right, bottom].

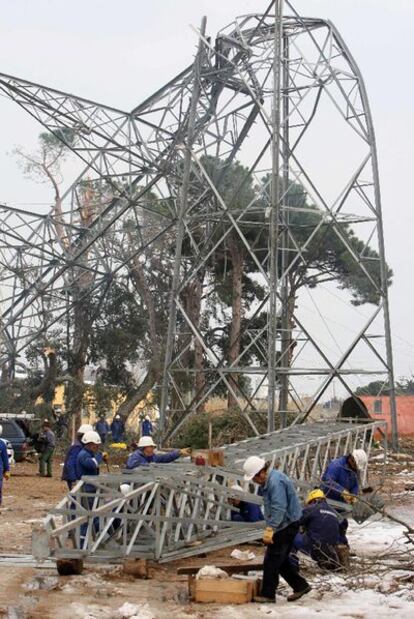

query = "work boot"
[[287, 585, 312, 602]]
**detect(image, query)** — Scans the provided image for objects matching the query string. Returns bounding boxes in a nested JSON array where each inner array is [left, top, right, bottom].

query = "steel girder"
[[0, 3, 397, 445], [37, 419, 384, 563]]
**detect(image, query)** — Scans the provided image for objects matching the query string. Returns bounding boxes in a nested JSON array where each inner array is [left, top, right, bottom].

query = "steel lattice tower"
[[0, 1, 398, 447]]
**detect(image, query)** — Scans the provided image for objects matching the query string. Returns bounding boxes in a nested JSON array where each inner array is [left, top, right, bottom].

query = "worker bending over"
[[229, 484, 264, 523], [291, 489, 340, 570], [126, 436, 190, 469], [62, 423, 93, 490], [243, 456, 311, 604], [321, 449, 367, 544]]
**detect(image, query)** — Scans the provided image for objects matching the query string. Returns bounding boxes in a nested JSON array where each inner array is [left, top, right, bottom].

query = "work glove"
[[3, 471, 10, 480], [262, 526, 274, 545], [342, 490, 357, 504], [180, 448, 191, 457], [102, 452, 109, 462]]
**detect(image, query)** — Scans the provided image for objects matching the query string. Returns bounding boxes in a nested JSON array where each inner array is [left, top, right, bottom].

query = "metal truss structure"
[[0, 2, 397, 445], [37, 419, 385, 563]]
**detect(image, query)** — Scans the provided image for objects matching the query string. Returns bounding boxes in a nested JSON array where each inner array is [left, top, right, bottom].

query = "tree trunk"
[[227, 236, 245, 409], [116, 359, 160, 419]]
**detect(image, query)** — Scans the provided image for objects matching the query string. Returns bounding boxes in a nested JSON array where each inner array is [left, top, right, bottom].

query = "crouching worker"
[[229, 484, 264, 523], [291, 489, 340, 570], [243, 456, 311, 604], [126, 436, 190, 469]]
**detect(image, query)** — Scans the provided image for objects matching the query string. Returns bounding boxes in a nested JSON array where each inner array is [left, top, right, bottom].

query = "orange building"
[[360, 395, 414, 436]]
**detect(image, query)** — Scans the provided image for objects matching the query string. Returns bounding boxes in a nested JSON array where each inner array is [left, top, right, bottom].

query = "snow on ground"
[[347, 514, 409, 555], [219, 589, 414, 619], [217, 514, 414, 619]]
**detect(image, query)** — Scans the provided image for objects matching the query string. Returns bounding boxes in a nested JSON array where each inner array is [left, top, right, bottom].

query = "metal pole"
[[278, 28, 290, 428], [159, 17, 207, 440], [267, 0, 283, 433]]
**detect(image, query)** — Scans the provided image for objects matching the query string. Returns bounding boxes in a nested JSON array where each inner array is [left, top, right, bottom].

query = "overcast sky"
[[0, 0, 413, 393]]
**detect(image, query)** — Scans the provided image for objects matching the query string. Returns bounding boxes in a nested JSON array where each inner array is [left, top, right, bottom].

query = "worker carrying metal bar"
[[290, 489, 341, 571], [61, 424, 93, 490], [125, 436, 190, 469], [243, 456, 311, 604], [321, 449, 367, 545], [229, 484, 264, 523]]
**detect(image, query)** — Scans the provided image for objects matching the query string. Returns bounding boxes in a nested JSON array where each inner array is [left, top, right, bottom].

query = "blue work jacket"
[[262, 469, 302, 532], [231, 500, 264, 523], [95, 420, 109, 436], [141, 420, 153, 436], [126, 448, 180, 469], [110, 419, 124, 442], [62, 440, 83, 482], [75, 447, 103, 479], [0, 439, 10, 476], [321, 456, 359, 502], [300, 500, 340, 545]]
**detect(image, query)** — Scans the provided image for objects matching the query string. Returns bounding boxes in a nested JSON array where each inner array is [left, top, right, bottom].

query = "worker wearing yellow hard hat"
[[290, 487, 341, 572]]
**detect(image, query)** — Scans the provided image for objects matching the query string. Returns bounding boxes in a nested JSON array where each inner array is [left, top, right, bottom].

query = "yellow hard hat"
[[306, 489, 325, 504]]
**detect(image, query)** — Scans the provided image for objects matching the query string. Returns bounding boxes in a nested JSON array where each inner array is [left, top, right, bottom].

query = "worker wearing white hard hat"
[[126, 435, 191, 470], [110, 414, 125, 443], [321, 448, 368, 546], [141, 415, 153, 438], [61, 423, 94, 490], [228, 482, 264, 524], [75, 430, 109, 493], [242, 456, 311, 603]]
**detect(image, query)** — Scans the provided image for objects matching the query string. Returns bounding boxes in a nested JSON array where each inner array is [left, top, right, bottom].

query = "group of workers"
[[1, 409, 369, 606], [94, 414, 153, 445], [240, 448, 367, 603]]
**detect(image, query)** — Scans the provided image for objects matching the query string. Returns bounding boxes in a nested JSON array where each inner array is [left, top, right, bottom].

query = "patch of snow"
[[230, 549, 256, 561], [196, 565, 229, 579], [218, 589, 414, 618]]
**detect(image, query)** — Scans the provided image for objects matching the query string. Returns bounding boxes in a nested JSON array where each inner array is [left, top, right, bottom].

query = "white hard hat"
[[115, 415, 121, 420], [243, 456, 266, 481], [145, 415, 150, 421], [82, 430, 102, 445], [120, 483, 131, 496], [138, 436, 156, 448], [0, 424, 2, 436], [78, 424, 93, 435], [352, 449, 368, 470]]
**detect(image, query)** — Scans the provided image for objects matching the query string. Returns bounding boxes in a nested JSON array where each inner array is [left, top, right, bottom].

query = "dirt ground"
[[0, 446, 413, 619]]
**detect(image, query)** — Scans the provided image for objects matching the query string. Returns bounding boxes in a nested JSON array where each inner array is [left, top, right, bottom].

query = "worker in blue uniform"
[[229, 484, 264, 523], [126, 436, 190, 469], [75, 430, 108, 541], [110, 415, 125, 442], [95, 415, 110, 445], [141, 415, 153, 437], [321, 449, 367, 544], [291, 488, 340, 570], [61, 423, 93, 490], [0, 424, 11, 507]]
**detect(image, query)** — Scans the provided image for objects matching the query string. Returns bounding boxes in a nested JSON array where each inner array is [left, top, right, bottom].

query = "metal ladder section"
[[38, 420, 386, 563]]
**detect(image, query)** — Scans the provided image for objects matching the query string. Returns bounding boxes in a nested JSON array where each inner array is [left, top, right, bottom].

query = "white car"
[[0, 437, 15, 466]]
